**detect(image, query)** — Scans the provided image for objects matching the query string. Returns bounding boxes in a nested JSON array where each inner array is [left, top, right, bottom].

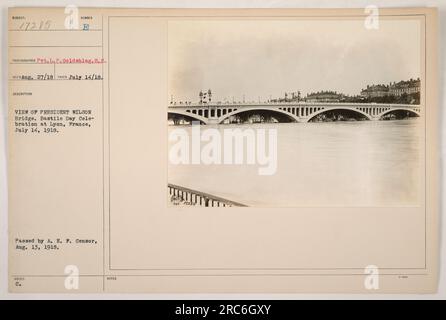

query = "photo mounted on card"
[[8, 7, 438, 293], [167, 18, 423, 208]]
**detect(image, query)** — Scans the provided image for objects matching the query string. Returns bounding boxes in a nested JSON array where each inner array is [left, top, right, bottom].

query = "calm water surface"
[[168, 119, 422, 206]]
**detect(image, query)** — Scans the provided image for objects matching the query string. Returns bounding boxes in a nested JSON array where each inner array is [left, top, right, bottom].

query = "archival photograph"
[[167, 19, 423, 207]]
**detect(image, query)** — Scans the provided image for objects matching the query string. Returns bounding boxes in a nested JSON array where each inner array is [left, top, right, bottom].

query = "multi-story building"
[[360, 84, 389, 98], [360, 78, 421, 99], [389, 78, 421, 96], [305, 91, 344, 102]]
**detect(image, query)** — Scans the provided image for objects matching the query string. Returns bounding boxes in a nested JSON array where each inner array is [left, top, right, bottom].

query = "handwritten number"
[[18, 20, 51, 31]]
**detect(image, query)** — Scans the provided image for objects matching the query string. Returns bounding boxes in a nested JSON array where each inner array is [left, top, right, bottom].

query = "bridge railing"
[[168, 183, 246, 207]]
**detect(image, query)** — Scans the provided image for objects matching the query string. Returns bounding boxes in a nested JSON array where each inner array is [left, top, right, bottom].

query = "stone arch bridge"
[[168, 102, 421, 125]]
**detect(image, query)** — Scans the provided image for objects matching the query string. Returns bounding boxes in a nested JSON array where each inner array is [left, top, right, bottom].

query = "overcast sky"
[[168, 19, 421, 102]]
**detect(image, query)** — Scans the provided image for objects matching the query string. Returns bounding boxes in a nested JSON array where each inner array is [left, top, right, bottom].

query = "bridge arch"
[[305, 107, 373, 122], [168, 110, 208, 124], [217, 107, 299, 124], [377, 108, 420, 119]]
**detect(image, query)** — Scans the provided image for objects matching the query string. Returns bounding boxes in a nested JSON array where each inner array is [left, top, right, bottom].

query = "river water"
[[168, 119, 422, 207]]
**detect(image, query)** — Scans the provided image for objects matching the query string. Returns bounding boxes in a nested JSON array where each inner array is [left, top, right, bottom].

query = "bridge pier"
[[207, 118, 220, 125]]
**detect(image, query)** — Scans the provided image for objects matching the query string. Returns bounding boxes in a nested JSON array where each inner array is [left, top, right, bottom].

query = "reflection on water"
[[168, 119, 422, 207]]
